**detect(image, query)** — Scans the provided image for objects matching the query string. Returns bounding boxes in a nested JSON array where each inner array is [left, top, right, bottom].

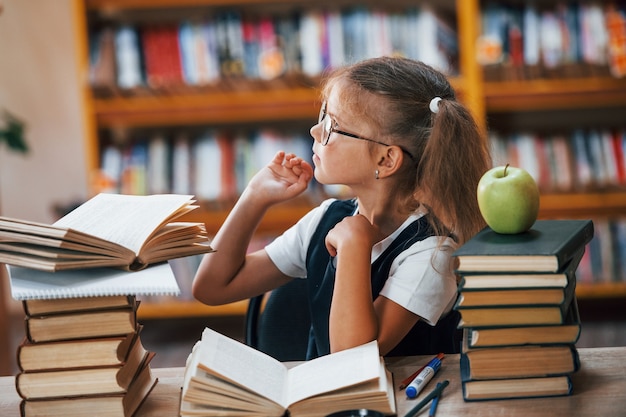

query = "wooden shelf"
[[92, 86, 321, 128], [577, 282, 626, 299], [485, 77, 626, 112], [539, 192, 626, 218], [138, 299, 248, 319], [180, 198, 317, 235]]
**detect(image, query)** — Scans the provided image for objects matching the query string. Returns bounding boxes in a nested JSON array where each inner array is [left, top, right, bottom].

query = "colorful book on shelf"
[[16, 343, 153, 400], [0, 193, 213, 272], [141, 24, 184, 87], [17, 327, 144, 372], [19, 361, 157, 417], [453, 219, 594, 273], [463, 299, 581, 348], [460, 341, 580, 381], [180, 328, 395, 417]]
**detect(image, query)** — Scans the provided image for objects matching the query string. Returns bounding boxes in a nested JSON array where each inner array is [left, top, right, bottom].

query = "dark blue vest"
[[304, 199, 460, 359]]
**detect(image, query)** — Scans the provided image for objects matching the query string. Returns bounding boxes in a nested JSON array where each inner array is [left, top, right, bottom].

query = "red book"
[[142, 25, 183, 87]]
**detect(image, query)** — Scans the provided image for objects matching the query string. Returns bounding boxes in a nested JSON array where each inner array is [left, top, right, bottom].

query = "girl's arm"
[[325, 215, 423, 356], [192, 151, 313, 305]]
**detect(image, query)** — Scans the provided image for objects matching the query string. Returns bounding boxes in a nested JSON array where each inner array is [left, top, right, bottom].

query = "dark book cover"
[[454, 219, 594, 273]]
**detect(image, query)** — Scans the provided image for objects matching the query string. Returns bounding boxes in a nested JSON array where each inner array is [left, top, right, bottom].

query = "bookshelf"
[[478, 0, 626, 298], [71, 0, 626, 319]]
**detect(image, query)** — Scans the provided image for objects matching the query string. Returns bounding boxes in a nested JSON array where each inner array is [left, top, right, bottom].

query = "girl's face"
[[310, 83, 384, 187]]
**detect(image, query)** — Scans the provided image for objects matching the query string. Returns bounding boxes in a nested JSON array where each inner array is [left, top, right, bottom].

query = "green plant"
[[0, 111, 28, 153]]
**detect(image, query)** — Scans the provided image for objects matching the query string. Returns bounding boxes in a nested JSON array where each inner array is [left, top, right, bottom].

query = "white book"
[[194, 132, 222, 201]]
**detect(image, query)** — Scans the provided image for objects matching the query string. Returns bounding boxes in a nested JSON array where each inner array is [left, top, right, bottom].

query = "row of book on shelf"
[[97, 129, 313, 201], [452, 219, 594, 401], [489, 127, 626, 193], [89, 5, 457, 91], [477, 1, 626, 80]]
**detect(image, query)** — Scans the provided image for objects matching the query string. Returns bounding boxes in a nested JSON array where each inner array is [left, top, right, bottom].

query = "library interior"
[[1, 0, 625, 415]]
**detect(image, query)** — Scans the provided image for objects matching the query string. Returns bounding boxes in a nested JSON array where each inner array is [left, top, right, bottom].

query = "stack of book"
[[452, 219, 594, 402], [6, 263, 181, 417]]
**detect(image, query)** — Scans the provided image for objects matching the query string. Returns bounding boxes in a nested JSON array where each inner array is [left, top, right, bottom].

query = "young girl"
[[192, 56, 491, 359]]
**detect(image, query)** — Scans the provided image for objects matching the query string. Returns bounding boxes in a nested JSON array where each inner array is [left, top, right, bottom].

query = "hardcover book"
[[180, 328, 396, 417], [16, 343, 153, 400], [461, 374, 573, 401], [456, 303, 572, 328], [17, 328, 144, 372], [463, 300, 581, 348], [19, 361, 157, 417], [22, 295, 135, 316], [25, 304, 139, 343], [456, 277, 575, 308], [0, 193, 213, 272], [460, 342, 580, 380], [453, 220, 594, 273], [457, 249, 583, 291]]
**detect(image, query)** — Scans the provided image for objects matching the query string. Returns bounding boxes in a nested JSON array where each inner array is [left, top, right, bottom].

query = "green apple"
[[477, 164, 540, 234]]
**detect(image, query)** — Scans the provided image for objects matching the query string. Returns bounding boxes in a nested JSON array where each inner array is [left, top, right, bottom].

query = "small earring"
[[375, 169, 379, 179]]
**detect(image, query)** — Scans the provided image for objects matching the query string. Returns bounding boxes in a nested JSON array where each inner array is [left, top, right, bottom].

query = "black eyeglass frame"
[[317, 101, 415, 160]]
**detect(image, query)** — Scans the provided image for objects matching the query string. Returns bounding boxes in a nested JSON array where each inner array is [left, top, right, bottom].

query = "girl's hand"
[[243, 151, 313, 206], [325, 214, 378, 258]]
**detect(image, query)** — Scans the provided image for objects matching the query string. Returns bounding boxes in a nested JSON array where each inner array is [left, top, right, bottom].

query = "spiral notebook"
[[6, 262, 181, 300]]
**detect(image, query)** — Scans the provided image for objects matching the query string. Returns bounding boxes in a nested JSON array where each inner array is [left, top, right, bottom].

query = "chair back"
[[245, 278, 311, 361]]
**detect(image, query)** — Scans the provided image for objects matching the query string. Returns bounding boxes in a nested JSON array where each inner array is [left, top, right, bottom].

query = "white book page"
[[194, 328, 288, 406], [284, 340, 381, 406], [53, 193, 193, 253]]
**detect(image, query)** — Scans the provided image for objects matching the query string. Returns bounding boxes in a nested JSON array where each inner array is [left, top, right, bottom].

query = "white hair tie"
[[429, 97, 442, 114]]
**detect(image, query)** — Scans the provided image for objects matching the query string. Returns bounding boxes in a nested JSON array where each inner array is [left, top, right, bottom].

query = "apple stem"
[[504, 163, 509, 176]]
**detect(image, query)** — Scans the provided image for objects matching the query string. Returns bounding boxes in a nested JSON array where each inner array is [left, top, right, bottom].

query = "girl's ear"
[[376, 146, 405, 178]]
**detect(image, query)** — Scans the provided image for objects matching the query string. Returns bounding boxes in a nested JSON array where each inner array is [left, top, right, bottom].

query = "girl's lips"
[[312, 154, 320, 164]]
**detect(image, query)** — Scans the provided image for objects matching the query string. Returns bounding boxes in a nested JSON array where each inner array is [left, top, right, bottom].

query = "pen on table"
[[405, 356, 442, 399], [398, 353, 444, 390], [428, 382, 445, 417], [402, 379, 449, 417]]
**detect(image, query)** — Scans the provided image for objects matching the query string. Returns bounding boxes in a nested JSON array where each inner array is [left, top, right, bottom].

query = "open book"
[[180, 328, 396, 417], [0, 193, 214, 272]]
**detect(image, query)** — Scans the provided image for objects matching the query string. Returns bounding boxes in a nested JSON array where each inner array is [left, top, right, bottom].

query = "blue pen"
[[405, 357, 442, 399], [428, 382, 444, 417]]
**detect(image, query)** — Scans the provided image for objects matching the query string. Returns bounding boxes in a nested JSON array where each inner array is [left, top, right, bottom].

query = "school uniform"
[[265, 198, 460, 359]]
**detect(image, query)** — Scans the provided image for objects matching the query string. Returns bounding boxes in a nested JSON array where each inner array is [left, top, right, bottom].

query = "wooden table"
[[1, 347, 624, 416]]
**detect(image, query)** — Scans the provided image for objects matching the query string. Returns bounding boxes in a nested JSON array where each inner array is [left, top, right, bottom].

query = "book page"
[[284, 340, 381, 406], [53, 193, 194, 254], [192, 328, 288, 406]]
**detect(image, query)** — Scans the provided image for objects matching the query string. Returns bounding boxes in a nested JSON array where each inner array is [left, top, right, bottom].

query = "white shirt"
[[264, 199, 459, 326]]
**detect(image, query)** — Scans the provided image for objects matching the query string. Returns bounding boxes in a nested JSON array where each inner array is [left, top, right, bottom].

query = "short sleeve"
[[264, 198, 336, 278], [379, 236, 458, 326]]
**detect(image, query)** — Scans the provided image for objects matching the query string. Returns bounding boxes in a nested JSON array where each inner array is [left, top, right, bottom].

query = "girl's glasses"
[[317, 101, 415, 160]]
